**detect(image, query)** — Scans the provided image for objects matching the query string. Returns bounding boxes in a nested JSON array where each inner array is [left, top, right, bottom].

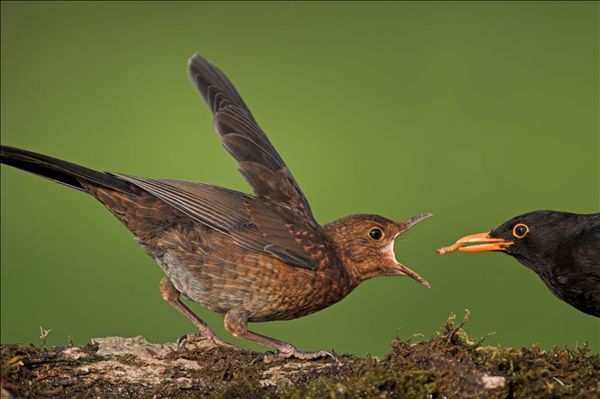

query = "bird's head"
[[324, 213, 432, 287], [437, 210, 585, 272]]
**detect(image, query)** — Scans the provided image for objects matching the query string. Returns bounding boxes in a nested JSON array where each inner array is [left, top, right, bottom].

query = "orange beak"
[[437, 232, 513, 255]]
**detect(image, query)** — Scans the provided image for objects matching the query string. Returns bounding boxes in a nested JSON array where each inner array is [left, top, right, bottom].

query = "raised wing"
[[187, 54, 313, 216], [113, 174, 332, 270]]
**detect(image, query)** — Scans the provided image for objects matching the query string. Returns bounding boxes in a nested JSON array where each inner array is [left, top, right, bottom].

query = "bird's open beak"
[[436, 232, 513, 255], [393, 260, 431, 288], [397, 212, 434, 234], [390, 213, 433, 288]]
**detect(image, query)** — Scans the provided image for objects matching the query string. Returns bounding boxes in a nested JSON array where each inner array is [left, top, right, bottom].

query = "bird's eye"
[[368, 228, 383, 240], [512, 223, 529, 239]]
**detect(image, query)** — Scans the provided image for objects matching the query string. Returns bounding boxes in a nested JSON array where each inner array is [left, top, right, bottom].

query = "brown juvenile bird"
[[0, 55, 431, 361]]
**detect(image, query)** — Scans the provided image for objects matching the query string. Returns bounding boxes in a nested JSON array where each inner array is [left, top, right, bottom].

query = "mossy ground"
[[1, 313, 598, 398]]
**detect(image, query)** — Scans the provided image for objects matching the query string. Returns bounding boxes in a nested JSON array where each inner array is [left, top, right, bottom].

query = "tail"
[[0, 145, 136, 195]]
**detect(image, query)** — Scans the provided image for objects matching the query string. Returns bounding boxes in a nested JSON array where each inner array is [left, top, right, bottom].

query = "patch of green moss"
[[2, 314, 598, 398]]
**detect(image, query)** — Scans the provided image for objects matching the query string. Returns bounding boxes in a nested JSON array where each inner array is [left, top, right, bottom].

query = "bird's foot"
[[176, 333, 237, 351], [256, 345, 336, 364]]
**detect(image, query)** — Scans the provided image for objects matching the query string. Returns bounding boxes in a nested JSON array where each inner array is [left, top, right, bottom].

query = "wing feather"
[[113, 174, 331, 269], [188, 54, 311, 215], [183, 54, 336, 270]]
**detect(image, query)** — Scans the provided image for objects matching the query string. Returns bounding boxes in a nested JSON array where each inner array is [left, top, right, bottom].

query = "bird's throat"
[[381, 240, 397, 263]]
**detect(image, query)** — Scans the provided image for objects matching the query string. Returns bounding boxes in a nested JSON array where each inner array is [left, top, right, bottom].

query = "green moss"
[[2, 314, 598, 398]]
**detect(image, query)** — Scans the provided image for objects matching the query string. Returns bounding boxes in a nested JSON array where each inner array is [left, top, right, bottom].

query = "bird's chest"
[[538, 266, 593, 310], [248, 265, 353, 322]]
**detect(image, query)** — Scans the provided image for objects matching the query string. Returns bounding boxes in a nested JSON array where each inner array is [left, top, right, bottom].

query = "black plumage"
[[438, 210, 600, 317]]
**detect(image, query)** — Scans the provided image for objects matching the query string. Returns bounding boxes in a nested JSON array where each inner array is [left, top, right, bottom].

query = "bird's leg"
[[159, 277, 234, 349], [224, 309, 334, 363]]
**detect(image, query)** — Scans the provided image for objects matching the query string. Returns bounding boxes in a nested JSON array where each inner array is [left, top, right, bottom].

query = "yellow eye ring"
[[512, 223, 529, 239]]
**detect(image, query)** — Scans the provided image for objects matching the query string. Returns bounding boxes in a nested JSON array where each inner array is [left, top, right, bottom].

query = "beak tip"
[[418, 212, 434, 222], [399, 212, 434, 231]]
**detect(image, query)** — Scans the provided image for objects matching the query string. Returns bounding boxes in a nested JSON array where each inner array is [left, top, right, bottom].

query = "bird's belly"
[[153, 247, 350, 322], [152, 250, 246, 313]]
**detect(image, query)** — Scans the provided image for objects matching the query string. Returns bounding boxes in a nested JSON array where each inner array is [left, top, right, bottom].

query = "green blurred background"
[[1, 1, 598, 355]]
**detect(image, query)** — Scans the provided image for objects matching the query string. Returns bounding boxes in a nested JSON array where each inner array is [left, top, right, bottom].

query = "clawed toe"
[[176, 333, 236, 351], [177, 332, 206, 350]]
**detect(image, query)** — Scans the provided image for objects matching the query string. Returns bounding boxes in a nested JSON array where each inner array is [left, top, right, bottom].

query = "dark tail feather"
[[1, 145, 136, 195]]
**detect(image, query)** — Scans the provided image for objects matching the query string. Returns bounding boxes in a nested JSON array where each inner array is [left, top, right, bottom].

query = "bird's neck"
[[344, 261, 397, 286]]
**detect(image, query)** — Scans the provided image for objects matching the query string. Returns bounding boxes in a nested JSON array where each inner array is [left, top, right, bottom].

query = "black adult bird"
[[438, 210, 600, 317]]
